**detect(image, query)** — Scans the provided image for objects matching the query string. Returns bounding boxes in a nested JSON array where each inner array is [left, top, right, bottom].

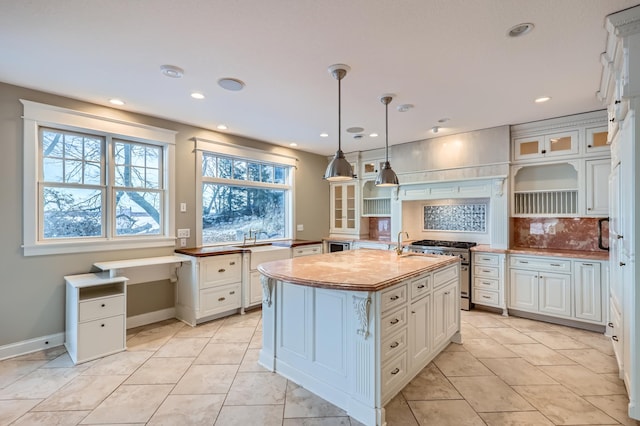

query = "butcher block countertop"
[[257, 248, 459, 292], [472, 245, 609, 261]]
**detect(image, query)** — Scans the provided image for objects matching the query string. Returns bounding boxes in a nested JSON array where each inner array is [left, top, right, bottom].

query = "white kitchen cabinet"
[[243, 246, 291, 308], [513, 130, 578, 162], [64, 273, 127, 364], [330, 182, 367, 236], [292, 244, 323, 257], [472, 251, 506, 314], [408, 294, 431, 368], [353, 241, 391, 250], [585, 158, 611, 216], [432, 280, 458, 350], [574, 261, 602, 323], [585, 126, 610, 155], [509, 268, 538, 311], [176, 253, 243, 325], [538, 272, 572, 318]]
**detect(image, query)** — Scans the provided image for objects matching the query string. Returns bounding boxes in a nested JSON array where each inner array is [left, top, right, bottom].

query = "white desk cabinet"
[[292, 244, 323, 257], [64, 273, 127, 364]]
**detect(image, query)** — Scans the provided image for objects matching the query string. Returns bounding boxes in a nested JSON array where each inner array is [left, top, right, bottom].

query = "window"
[[23, 100, 176, 255], [195, 138, 296, 246]]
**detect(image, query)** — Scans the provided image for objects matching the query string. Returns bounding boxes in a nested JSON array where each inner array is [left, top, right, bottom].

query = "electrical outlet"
[[177, 228, 190, 238], [296, 224, 304, 231], [180, 202, 187, 212], [180, 238, 187, 247]]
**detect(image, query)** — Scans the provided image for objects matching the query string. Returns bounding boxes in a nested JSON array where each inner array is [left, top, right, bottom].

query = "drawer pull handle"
[[390, 318, 399, 325], [417, 284, 425, 289], [617, 234, 624, 239], [620, 262, 626, 266], [612, 335, 619, 342], [482, 295, 491, 299], [608, 322, 614, 328], [101, 303, 105, 307], [218, 268, 226, 273], [482, 281, 491, 285], [482, 258, 491, 261], [230, 261, 236, 265], [390, 295, 399, 301], [391, 368, 400, 375], [101, 323, 105, 327], [444, 291, 450, 295], [582, 263, 593, 266], [519, 261, 529, 264], [482, 269, 491, 273], [390, 341, 399, 348], [550, 263, 561, 267], [218, 297, 226, 302], [230, 291, 235, 295]]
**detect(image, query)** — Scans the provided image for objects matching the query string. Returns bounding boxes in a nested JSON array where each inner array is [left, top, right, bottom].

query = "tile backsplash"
[[511, 217, 609, 252]]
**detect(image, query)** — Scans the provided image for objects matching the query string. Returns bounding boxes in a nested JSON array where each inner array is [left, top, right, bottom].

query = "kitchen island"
[[258, 249, 460, 426]]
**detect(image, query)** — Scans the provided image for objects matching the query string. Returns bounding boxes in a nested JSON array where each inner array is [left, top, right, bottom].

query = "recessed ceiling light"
[[346, 127, 364, 134], [217, 124, 228, 130], [369, 133, 378, 138], [190, 92, 205, 100], [431, 126, 440, 134], [160, 64, 184, 78], [508, 23, 534, 37], [437, 117, 450, 123], [397, 104, 414, 112], [289, 143, 298, 147], [535, 96, 551, 103], [320, 133, 329, 138], [218, 78, 245, 91], [109, 98, 125, 106]]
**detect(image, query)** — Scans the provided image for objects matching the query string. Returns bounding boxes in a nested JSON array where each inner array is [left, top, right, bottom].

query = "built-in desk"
[[94, 255, 190, 284]]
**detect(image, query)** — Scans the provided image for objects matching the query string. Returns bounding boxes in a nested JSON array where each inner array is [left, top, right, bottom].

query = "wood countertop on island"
[[257, 249, 459, 292]]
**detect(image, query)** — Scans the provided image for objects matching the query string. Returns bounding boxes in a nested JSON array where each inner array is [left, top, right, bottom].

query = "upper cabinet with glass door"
[[585, 126, 610, 155], [513, 130, 578, 162]]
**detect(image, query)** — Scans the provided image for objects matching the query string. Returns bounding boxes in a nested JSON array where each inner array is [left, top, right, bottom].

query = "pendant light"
[[323, 64, 355, 181], [375, 95, 399, 187]]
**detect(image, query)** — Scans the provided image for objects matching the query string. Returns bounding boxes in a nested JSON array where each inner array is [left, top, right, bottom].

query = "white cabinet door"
[[330, 183, 358, 234], [538, 272, 572, 318], [574, 262, 602, 322], [249, 270, 262, 306], [409, 294, 431, 368], [432, 281, 457, 350], [509, 269, 538, 311], [586, 159, 611, 216]]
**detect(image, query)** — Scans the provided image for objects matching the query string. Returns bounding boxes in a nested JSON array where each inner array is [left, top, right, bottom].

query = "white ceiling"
[[1, 0, 638, 156]]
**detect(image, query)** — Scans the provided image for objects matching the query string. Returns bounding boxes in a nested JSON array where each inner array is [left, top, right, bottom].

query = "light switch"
[[297, 224, 304, 231], [180, 238, 187, 247], [177, 228, 190, 238]]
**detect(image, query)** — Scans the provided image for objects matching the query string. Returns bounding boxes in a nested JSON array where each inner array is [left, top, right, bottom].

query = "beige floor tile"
[[81, 350, 153, 375], [147, 393, 225, 425], [527, 331, 591, 350], [172, 364, 238, 394], [284, 381, 347, 418], [0, 367, 82, 399], [496, 316, 556, 332], [0, 399, 42, 425], [12, 346, 67, 361], [401, 363, 461, 400], [433, 351, 494, 377], [460, 322, 489, 339], [79, 384, 172, 424], [462, 314, 507, 328], [11, 409, 90, 425], [174, 318, 223, 338], [443, 342, 467, 352], [384, 393, 419, 426], [461, 338, 519, 358], [224, 310, 262, 327], [212, 326, 257, 343], [479, 326, 538, 344], [42, 352, 95, 369], [0, 359, 48, 388], [513, 384, 618, 425], [479, 358, 557, 385], [408, 399, 485, 426], [540, 365, 628, 396], [449, 376, 534, 412], [249, 330, 263, 349], [34, 374, 127, 411], [225, 371, 288, 405], [283, 418, 351, 425], [126, 321, 185, 351], [124, 357, 192, 384], [239, 348, 268, 372], [153, 337, 209, 358], [214, 404, 283, 425], [503, 343, 576, 366], [478, 411, 555, 425], [557, 348, 620, 374], [195, 342, 248, 365], [584, 394, 640, 426]]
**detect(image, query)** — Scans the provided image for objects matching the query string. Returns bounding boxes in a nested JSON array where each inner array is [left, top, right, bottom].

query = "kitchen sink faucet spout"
[[396, 231, 409, 255]]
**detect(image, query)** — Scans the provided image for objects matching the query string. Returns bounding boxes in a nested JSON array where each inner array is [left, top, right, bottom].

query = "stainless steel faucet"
[[396, 231, 409, 255]]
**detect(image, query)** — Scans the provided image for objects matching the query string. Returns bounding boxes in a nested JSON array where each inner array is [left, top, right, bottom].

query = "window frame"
[[22, 100, 176, 256], [194, 137, 297, 247]]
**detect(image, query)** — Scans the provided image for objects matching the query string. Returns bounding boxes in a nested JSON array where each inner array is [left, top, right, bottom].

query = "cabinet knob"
[[230, 261, 236, 265], [390, 341, 399, 348], [620, 262, 626, 266], [230, 291, 235, 295], [101, 324, 105, 327], [541, 149, 546, 154], [390, 295, 399, 301], [617, 234, 624, 239], [218, 268, 226, 273], [612, 335, 619, 341], [608, 322, 614, 328], [390, 368, 400, 375], [390, 318, 399, 325], [610, 117, 615, 122], [615, 100, 621, 104], [587, 207, 592, 210], [101, 303, 105, 308], [588, 144, 592, 148], [444, 291, 450, 295]]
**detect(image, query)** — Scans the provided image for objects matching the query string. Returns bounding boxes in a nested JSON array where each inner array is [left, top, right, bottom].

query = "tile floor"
[[0, 309, 638, 425]]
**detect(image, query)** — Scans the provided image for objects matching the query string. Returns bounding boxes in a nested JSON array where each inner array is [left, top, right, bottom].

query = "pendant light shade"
[[323, 64, 355, 181], [375, 95, 399, 187]]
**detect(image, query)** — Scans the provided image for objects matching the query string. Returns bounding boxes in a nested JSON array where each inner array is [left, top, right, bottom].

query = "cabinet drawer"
[[381, 328, 408, 364], [474, 277, 499, 291], [292, 245, 322, 257], [200, 254, 242, 289], [77, 314, 125, 361], [474, 265, 499, 278], [381, 351, 408, 398], [410, 275, 431, 300], [200, 283, 241, 315], [79, 294, 125, 322], [509, 256, 571, 273], [474, 289, 499, 307], [381, 284, 407, 313], [474, 253, 499, 266], [433, 264, 458, 289], [381, 306, 407, 337]]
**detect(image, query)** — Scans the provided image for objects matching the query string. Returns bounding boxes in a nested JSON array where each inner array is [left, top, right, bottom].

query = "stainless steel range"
[[407, 240, 477, 310]]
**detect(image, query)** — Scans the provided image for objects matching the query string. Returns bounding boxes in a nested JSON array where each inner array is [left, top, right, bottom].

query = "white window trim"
[[193, 137, 297, 247], [22, 100, 177, 256]]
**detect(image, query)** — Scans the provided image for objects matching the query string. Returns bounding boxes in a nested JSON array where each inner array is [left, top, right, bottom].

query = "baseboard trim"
[[126, 307, 176, 329], [0, 332, 65, 361]]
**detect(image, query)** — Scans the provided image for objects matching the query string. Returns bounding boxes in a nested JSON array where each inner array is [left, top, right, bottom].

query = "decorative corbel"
[[493, 178, 505, 197], [353, 294, 372, 339], [261, 275, 275, 307]]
